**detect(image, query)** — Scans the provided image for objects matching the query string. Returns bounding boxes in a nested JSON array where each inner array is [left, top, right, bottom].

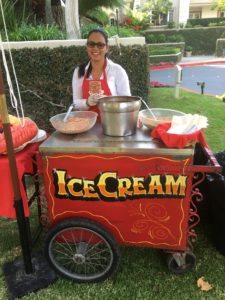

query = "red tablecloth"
[[0, 143, 40, 218]]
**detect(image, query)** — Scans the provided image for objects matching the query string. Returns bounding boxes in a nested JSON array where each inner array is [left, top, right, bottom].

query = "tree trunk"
[[45, 0, 54, 24], [65, 0, 81, 39]]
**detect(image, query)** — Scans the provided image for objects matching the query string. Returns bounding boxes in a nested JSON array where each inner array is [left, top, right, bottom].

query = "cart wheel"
[[45, 218, 120, 283], [167, 252, 196, 275]]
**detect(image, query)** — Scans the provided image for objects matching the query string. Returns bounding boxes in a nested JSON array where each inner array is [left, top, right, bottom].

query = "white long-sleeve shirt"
[[72, 58, 131, 110]]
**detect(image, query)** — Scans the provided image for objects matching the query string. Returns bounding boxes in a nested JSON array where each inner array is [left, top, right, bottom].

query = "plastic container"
[[50, 111, 97, 134], [139, 108, 185, 129]]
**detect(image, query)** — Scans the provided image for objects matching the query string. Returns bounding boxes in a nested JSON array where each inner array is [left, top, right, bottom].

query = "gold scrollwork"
[[130, 203, 175, 241]]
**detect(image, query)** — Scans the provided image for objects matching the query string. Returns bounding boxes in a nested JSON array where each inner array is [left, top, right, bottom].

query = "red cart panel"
[[42, 153, 194, 250]]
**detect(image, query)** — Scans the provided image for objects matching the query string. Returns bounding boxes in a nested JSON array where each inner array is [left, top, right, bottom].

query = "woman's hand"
[[87, 94, 100, 106], [87, 91, 105, 106]]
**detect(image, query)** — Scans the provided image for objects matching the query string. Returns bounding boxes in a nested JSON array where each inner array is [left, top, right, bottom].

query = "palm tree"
[[65, 0, 122, 39]]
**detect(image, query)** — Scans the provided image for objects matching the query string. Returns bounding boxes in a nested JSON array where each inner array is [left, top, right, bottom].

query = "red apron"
[[82, 61, 112, 120]]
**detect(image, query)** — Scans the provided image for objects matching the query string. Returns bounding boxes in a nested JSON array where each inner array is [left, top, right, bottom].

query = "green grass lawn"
[[0, 88, 225, 299]]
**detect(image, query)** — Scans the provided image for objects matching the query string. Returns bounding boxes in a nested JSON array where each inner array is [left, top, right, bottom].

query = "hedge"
[[149, 48, 180, 55], [143, 27, 225, 55], [148, 42, 185, 52], [149, 53, 182, 64], [1, 45, 149, 132], [216, 38, 225, 56], [187, 17, 225, 27]]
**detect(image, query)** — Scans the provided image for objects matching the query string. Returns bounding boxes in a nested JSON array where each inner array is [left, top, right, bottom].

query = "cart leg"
[[167, 252, 196, 275]]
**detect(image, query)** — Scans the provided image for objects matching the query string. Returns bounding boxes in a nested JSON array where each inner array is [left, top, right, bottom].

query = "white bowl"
[[50, 111, 97, 134], [139, 108, 185, 129]]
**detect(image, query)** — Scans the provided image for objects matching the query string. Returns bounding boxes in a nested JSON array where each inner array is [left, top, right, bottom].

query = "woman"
[[72, 28, 131, 116]]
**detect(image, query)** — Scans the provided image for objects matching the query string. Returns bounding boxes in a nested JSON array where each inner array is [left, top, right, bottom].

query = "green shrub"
[[81, 24, 139, 38], [185, 45, 192, 51], [209, 21, 225, 27], [0, 0, 30, 32], [149, 47, 180, 55], [158, 33, 166, 43], [167, 21, 175, 28], [144, 27, 225, 54], [146, 34, 157, 43], [145, 32, 183, 43], [148, 45, 182, 64], [187, 17, 225, 27], [85, 8, 109, 26], [185, 21, 193, 28], [215, 38, 225, 56], [104, 25, 139, 37], [167, 34, 184, 42], [150, 55, 179, 64], [121, 10, 150, 30], [80, 23, 101, 38], [148, 43, 185, 53], [3, 24, 66, 41]]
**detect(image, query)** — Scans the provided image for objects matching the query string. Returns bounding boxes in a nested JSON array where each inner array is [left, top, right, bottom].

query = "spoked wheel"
[[45, 218, 120, 283], [167, 252, 196, 275]]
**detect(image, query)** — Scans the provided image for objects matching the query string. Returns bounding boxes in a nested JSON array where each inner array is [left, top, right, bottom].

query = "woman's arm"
[[72, 68, 89, 110], [106, 61, 131, 96], [115, 65, 131, 96]]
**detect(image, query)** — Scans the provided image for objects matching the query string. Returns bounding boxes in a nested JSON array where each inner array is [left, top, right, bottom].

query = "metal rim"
[[46, 222, 118, 282]]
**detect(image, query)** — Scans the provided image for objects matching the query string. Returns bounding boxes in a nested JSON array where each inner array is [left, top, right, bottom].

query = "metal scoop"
[[63, 104, 74, 122], [141, 99, 157, 120]]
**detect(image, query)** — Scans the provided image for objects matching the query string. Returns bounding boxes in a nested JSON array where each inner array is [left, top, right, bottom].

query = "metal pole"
[[197, 81, 205, 95], [174, 64, 182, 99], [0, 65, 33, 274], [116, 9, 119, 36]]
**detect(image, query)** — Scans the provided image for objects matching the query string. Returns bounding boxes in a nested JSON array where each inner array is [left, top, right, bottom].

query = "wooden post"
[[0, 65, 33, 274]]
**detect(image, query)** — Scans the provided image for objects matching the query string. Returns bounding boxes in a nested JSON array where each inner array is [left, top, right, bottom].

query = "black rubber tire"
[[44, 218, 120, 283], [167, 252, 196, 275]]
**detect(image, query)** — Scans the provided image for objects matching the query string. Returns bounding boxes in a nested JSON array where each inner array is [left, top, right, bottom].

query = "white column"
[[172, 0, 190, 27], [179, 0, 190, 25], [65, 0, 81, 39]]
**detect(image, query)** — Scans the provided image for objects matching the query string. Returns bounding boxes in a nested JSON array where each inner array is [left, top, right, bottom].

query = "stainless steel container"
[[98, 96, 141, 136]]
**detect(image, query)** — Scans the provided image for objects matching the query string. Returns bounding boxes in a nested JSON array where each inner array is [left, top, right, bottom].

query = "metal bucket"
[[98, 96, 141, 136]]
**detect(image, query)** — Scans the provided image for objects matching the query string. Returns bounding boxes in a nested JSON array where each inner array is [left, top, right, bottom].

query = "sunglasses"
[[87, 41, 106, 49]]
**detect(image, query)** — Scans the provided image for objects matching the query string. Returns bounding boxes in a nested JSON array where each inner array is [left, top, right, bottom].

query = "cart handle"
[[154, 145, 222, 174], [203, 146, 221, 168], [186, 145, 222, 173]]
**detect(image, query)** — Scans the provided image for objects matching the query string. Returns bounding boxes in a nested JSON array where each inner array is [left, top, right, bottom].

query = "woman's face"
[[86, 32, 108, 62]]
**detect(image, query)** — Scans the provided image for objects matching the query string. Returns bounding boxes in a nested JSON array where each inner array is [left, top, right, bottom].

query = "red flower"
[[124, 17, 132, 24], [150, 81, 171, 88]]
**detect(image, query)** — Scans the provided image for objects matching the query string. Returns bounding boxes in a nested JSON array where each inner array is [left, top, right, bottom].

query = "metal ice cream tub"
[[98, 96, 142, 136]]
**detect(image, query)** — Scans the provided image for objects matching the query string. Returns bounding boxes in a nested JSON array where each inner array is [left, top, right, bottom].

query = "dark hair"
[[87, 28, 108, 45], [78, 28, 108, 78]]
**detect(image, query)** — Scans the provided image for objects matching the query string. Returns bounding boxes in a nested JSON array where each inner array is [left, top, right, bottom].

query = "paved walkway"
[[150, 56, 225, 96]]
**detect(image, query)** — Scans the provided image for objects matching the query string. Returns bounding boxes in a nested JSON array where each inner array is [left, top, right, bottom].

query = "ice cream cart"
[[38, 123, 221, 283]]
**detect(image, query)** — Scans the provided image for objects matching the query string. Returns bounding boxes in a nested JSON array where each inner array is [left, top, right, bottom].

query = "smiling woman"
[[72, 28, 131, 119]]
